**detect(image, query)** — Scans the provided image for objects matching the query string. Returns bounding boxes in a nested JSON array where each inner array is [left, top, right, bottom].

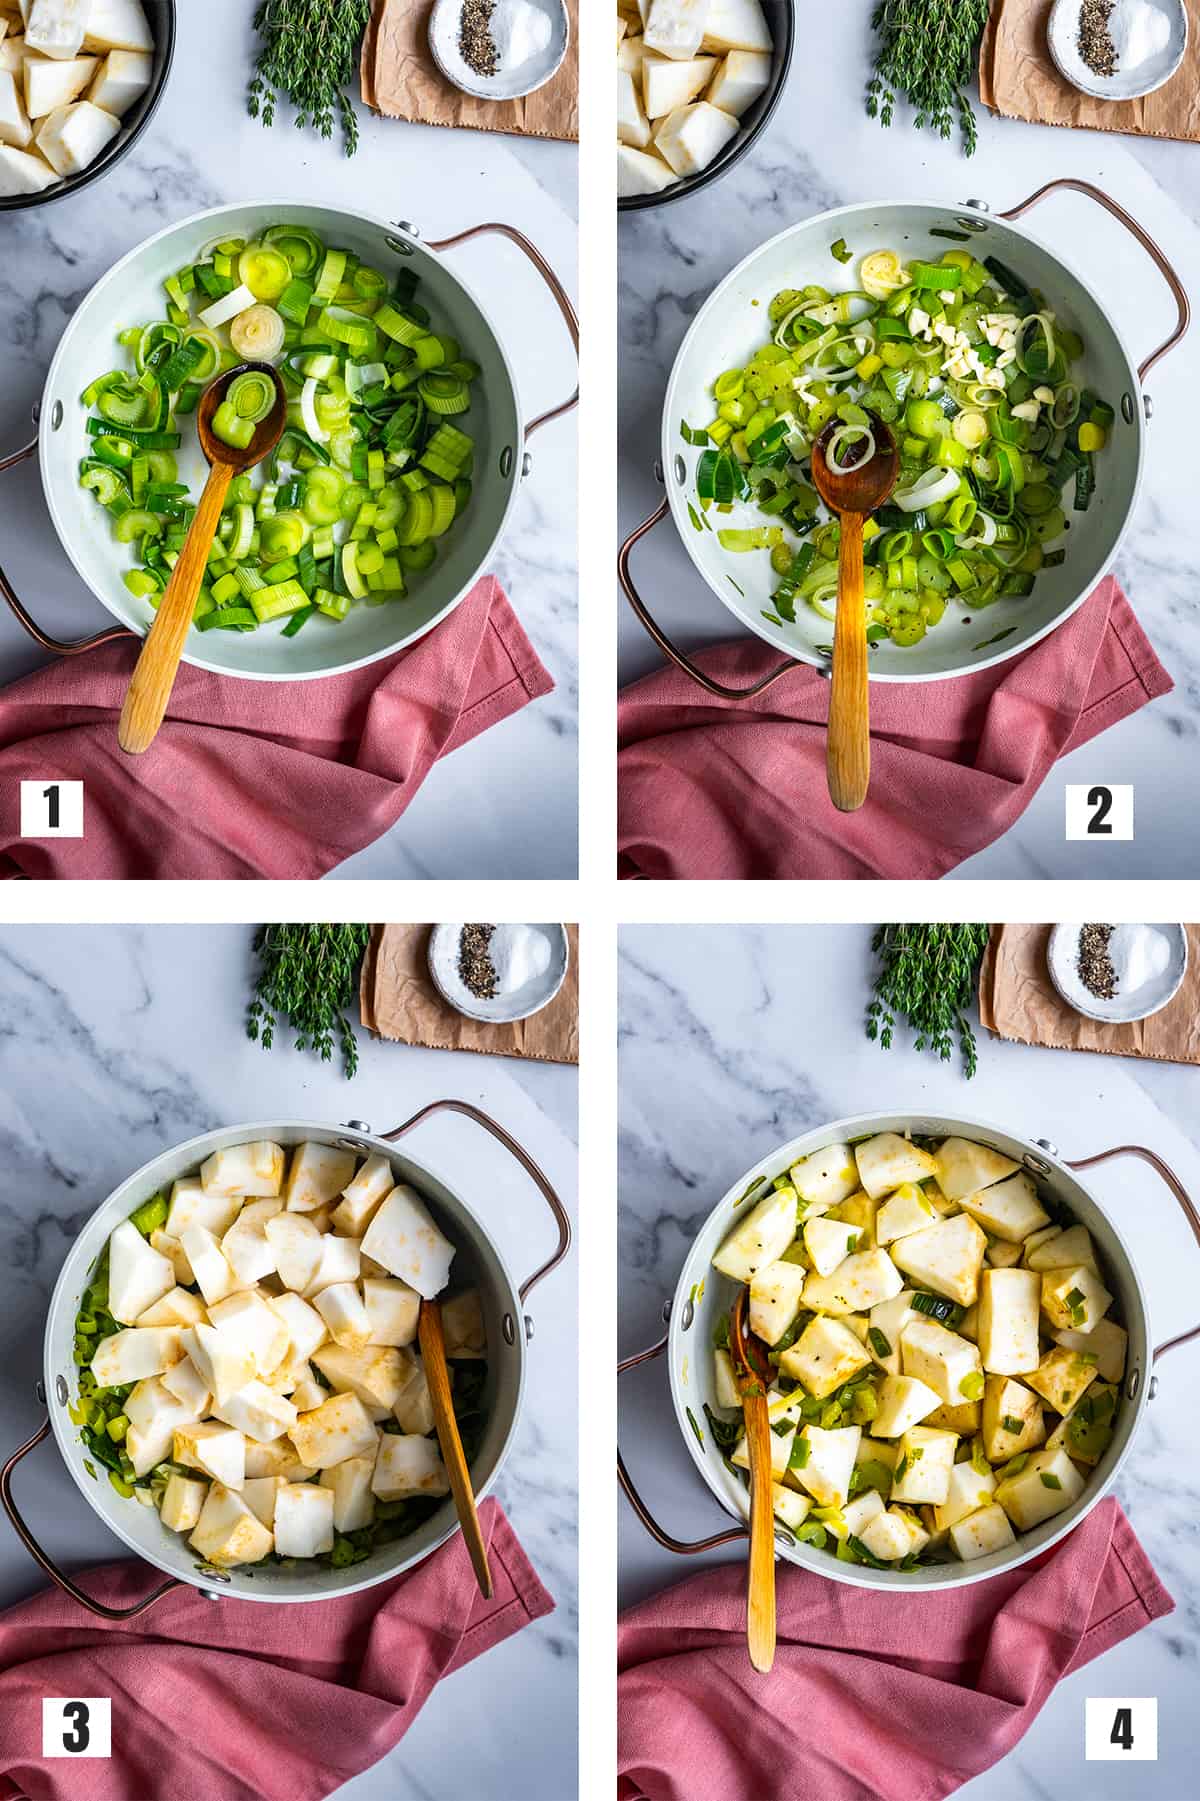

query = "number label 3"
[[41, 1698, 111, 1758], [1085, 1697, 1157, 1761]]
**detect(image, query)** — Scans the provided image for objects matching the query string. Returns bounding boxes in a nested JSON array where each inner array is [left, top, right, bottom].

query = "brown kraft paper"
[[362, 0, 579, 142], [361, 923, 579, 1064], [980, 0, 1200, 142], [979, 923, 1200, 1065]]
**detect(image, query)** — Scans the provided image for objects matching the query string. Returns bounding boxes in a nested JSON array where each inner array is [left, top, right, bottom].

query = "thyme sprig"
[[866, 924, 991, 1078], [866, 0, 993, 157], [247, 924, 371, 1079], [249, 0, 372, 158]]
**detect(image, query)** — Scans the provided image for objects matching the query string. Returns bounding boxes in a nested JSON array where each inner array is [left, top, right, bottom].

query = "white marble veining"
[[618, 2, 1200, 876], [0, 0, 578, 879], [0, 925, 578, 1801], [619, 924, 1200, 1799]]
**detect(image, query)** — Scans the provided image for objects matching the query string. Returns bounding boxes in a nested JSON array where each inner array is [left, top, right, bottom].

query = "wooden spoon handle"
[[826, 509, 870, 813], [419, 1299, 493, 1599], [117, 460, 234, 756], [742, 1388, 776, 1674]]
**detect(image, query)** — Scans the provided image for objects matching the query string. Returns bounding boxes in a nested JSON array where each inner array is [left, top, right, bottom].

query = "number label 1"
[[20, 780, 85, 839], [1065, 783, 1134, 842], [41, 1698, 112, 1758], [1085, 1696, 1157, 1761]]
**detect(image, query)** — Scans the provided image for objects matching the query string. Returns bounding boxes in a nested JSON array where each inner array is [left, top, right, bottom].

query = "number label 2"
[[1065, 784, 1134, 842]]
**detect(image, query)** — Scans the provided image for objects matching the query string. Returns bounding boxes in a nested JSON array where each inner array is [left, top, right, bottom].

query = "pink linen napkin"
[[617, 577, 1171, 880], [0, 1498, 552, 1801], [0, 576, 552, 880], [618, 1496, 1172, 1801]]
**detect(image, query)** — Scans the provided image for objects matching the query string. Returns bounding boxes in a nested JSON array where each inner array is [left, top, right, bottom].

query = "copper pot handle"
[[618, 1328, 748, 1554], [1066, 1143, 1200, 1360], [0, 1416, 183, 1619], [619, 497, 801, 698], [0, 424, 135, 658], [426, 223, 579, 439], [381, 1099, 571, 1301], [999, 179, 1190, 383]]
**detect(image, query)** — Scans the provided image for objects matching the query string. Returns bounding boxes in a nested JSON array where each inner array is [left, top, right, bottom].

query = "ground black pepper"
[[1078, 0, 1118, 78], [459, 924, 499, 999], [459, 0, 499, 78], [1078, 923, 1118, 1000]]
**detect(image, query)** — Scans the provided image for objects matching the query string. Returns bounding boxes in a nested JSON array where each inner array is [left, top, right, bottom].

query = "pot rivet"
[[963, 198, 990, 212], [503, 1312, 516, 1345], [522, 452, 533, 479], [681, 1296, 694, 1331], [1148, 1375, 1159, 1400], [1127, 1368, 1141, 1400], [661, 1298, 673, 1324], [673, 453, 686, 485], [344, 1121, 372, 1134], [1141, 394, 1152, 423], [54, 1375, 68, 1405], [51, 401, 63, 431], [524, 1314, 535, 1342], [654, 459, 664, 485], [31, 402, 40, 427], [199, 1589, 223, 1602], [500, 446, 514, 479]]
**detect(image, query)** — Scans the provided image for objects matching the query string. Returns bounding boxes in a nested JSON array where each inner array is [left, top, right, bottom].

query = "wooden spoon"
[[809, 413, 900, 814], [419, 1297, 493, 1598], [729, 1288, 776, 1674], [117, 362, 289, 756]]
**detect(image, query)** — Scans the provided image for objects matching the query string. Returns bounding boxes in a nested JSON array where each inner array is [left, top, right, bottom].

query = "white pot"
[[620, 1111, 1200, 1592], [3, 1103, 570, 1613]]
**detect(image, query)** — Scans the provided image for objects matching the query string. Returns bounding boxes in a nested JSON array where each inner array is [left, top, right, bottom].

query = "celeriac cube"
[[363, 1276, 421, 1348], [705, 47, 770, 115], [713, 1347, 740, 1410], [207, 1289, 289, 1377], [875, 1183, 937, 1246], [924, 1399, 980, 1436], [995, 1444, 1085, 1530], [778, 1315, 869, 1398], [748, 1258, 807, 1345], [1024, 1344, 1099, 1416], [86, 45, 149, 115], [802, 1248, 903, 1315], [200, 1140, 284, 1199], [643, 0, 708, 61], [866, 1290, 916, 1376], [313, 1343, 413, 1412], [890, 1426, 957, 1505], [985, 1239, 1023, 1269], [0, 37, 23, 80], [711, 1185, 797, 1281], [137, 1285, 205, 1329], [244, 1438, 314, 1482], [285, 1368, 326, 1413], [977, 1267, 1040, 1375], [871, 1374, 940, 1439], [263, 1212, 323, 1292], [619, 31, 647, 74], [854, 1133, 939, 1200], [789, 1143, 860, 1214], [289, 1391, 378, 1469], [373, 1432, 449, 1500], [159, 1472, 207, 1533], [359, 1186, 454, 1300], [149, 1229, 193, 1286], [732, 1419, 795, 1481], [189, 1481, 272, 1566], [958, 1303, 979, 1344], [91, 1326, 181, 1387], [771, 1483, 811, 1531], [959, 1171, 1049, 1244], [829, 1190, 880, 1249], [891, 1213, 987, 1307], [701, 0, 772, 53], [0, 67, 31, 142], [933, 1458, 996, 1531], [617, 66, 650, 148], [302, 1232, 361, 1298], [934, 1138, 1018, 1202], [1023, 1224, 1061, 1261], [332, 1153, 394, 1229], [24, 48, 92, 114], [1027, 1223, 1100, 1276], [393, 1359, 435, 1435], [181, 1323, 255, 1407], [280, 1141, 355, 1215], [25, 0, 88, 59], [179, 1226, 239, 1307], [858, 1507, 929, 1562], [1053, 1318, 1127, 1384], [241, 1475, 282, 1528], [160, 1351, 210, 1414], [315, 1281, 372, 1351], [221, 1209, 279, 1288], [803, 1216, 861, 1278], [173, 1420, 245, 1489], [981, 1375, 1044, 1462], [83, 0, 154, 54], [267, 1290, 328, 1365], [841, 1489, 886, 1537], [107, 1219, 175, 1324], [854, 1435, 899, 1473], [642, 49, 714, 118], [1041, 1264, 1112, 1334], [900, 1317, 981, 1406], [321, 1454, 376, 1531], [213, 1380, 298, 1445], [654, 98, 739, 178], [1046, 1382, 1117, 1466], [792, 1423, 860, 1508], [124, 1376, 204, 1476], [949, 1502, 1016, 1561], [618, 142, 677, 197], [273, 1480, 334, 1557], [441, 1288, 485, 1359], [165, 1178, 239, 1242]]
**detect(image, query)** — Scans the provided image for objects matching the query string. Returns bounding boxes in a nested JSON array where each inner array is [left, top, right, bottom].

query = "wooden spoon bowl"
[[116, 362, 289, 756], [729, 1288, 777, 1673], [809, 413, 900, 814]]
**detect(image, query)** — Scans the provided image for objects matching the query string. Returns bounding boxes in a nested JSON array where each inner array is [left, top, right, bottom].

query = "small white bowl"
[[428, 924, 569, 1024], [1047, 0, 1188, 101], [429, 0, 569, 102], [1047, 923, 1188, 1024]]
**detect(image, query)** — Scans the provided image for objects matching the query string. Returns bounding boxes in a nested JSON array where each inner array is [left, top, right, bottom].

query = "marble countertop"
[[618, 0, 1200, 877], [0, 925, 578, 1801], [0, 0, 577, 879], [619, 924, 1200, 1799]]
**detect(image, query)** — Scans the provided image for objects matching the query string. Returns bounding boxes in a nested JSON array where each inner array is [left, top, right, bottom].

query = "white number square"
[[20, 780, 84, 839], [1065, 783, 1134, 841], [1085, 1696, 1157, 1761], [42, 1698, 111, 1758]]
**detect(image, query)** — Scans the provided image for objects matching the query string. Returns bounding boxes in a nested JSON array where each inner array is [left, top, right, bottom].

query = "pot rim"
[[43, 1118, 527, 1603], [667, 1108, 1151, 1591], [661, 194, 1147, 683], [38, 199, 526, 682]]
